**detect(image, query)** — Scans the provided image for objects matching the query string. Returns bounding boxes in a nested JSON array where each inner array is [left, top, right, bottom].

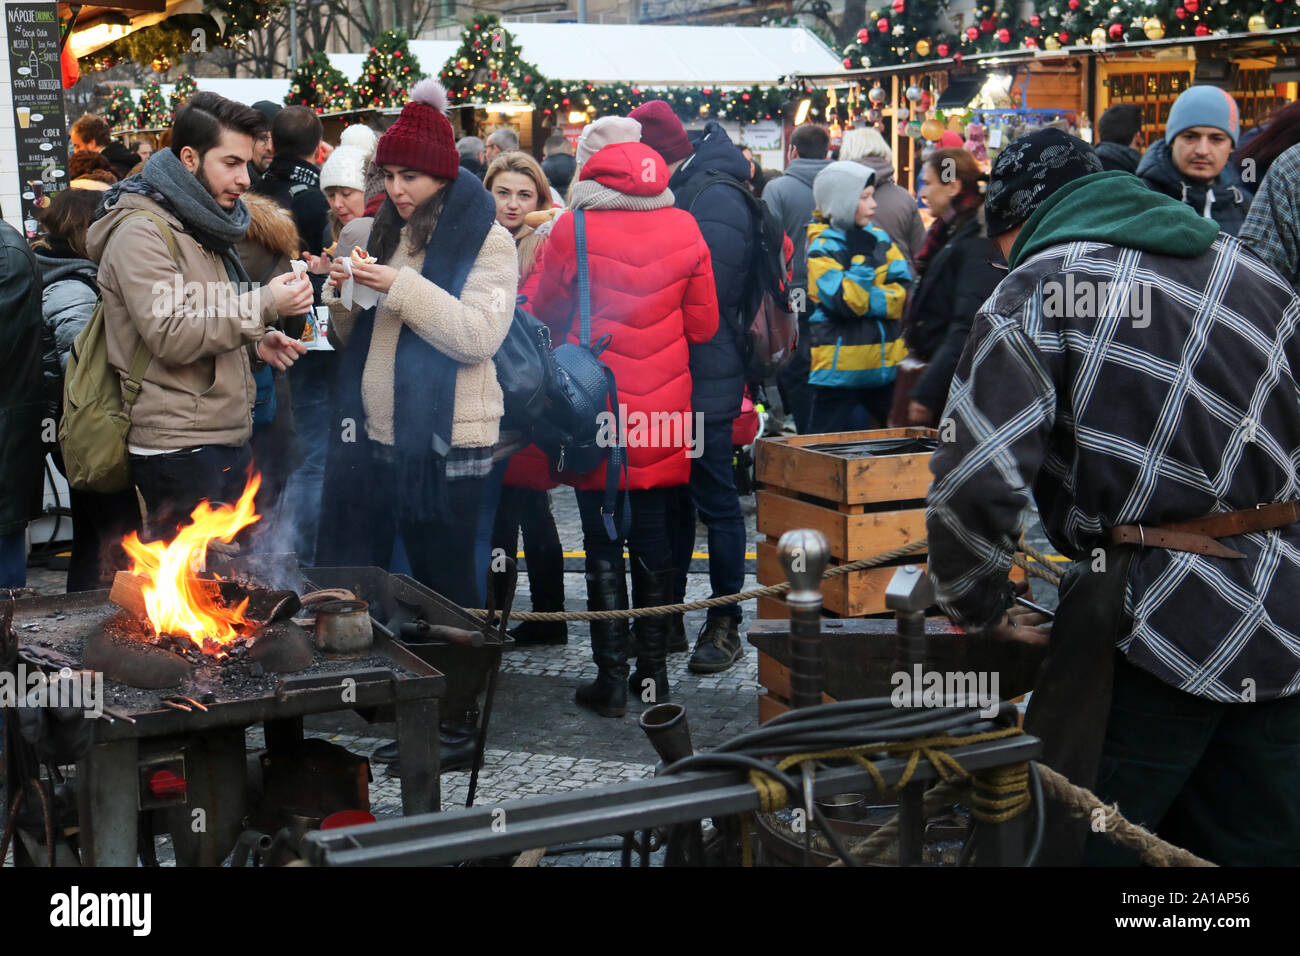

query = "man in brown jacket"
[[86, 92, 312, 538]]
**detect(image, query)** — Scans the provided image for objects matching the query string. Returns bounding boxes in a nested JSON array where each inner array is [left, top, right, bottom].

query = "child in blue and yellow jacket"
[[805, 161, 912, 432]]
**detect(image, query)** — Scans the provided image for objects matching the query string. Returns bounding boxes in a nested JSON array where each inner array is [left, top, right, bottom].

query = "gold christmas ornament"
[[1045, 34, 1062, 49], [921, 117, 945, 140], [1143, 16, 1165, 39], [916, 39, 931, 56], [1091, 26, 1108, 45], [1248, 13, 1268, 31]]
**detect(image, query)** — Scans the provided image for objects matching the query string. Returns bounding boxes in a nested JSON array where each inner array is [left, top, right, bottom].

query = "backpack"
[[674, 168, 797, 382], [58, 210, 179, 494], [529, 209, 629, 541]]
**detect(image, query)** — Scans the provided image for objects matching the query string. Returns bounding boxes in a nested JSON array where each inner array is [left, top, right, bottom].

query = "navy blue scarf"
[[338, 172, 497, 520]]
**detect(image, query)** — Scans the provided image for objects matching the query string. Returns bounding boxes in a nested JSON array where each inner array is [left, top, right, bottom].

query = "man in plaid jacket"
[[926, 128, 1300, 865]]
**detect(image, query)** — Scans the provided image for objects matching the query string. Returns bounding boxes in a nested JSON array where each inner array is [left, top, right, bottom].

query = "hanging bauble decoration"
[[857, 27, 870, 42], [1046, 35, 1061, 49], [892, 0, 906, 12], [919, 91, 931, 109], [953, 51, 964, 63], [1091, 26, 1108, 43], [1248, 13, 1268, 30], [905, 120, 924, 139], [844, 57, 854, 68], [1059, 30, 1071, 42], [1194, 22, 1210, 34], [916, 39, 931, 56], [980, 17, 995, 31], [877, 17, 890, 31], [921, 117, 945, 140], [1025, 35, 1039, 47], [1108, 4, 1122, 17], [997, 27, 1011, 41], [905, 84, 923, 101], [1175, 5, 1187, 17], [868, 84, 887, 103], [1108, 21, 1124, 38], [937, 42, 950, 56], [966, 26, 980, 40], [1143, 16, 1165, 38], [1031, 14, 1042, 26], [1184, 0, 1198, 11]]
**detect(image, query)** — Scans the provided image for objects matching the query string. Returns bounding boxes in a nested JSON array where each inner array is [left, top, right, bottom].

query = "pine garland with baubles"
[[353, 30, 423, 109]]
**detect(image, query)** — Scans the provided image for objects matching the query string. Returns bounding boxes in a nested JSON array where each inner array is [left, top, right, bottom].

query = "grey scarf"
[[568, 179, 675, 212], [99, 147, 252, 282]]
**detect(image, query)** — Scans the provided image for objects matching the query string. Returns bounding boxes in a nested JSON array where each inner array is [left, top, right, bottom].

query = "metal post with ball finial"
[[778, 529, 830, 710]]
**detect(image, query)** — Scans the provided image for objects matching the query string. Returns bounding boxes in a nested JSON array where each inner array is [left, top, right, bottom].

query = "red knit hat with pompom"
[[374, 79, 459, 180]]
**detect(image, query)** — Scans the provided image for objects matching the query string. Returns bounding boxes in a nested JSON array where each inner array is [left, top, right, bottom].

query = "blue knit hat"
[[1165, 86, 1241, 145]]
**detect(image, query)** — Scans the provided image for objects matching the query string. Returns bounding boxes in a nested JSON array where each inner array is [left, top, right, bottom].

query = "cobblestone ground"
[[20, 484, 1060, 867]]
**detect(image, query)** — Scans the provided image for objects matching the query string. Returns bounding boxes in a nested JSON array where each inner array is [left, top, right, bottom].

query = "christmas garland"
[[440, 15, 544, 107], [839, 0, 1300, 69]]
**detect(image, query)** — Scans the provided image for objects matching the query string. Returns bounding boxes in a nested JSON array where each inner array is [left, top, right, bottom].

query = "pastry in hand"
[[323, 241, 338, 257], [351, 246, 377, 264]]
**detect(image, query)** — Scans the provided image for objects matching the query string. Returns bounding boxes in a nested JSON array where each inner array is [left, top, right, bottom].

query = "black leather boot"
[[627, 557, 672, 704], [668, 612, 688, 653], [574, 559, 629, 718], [510, 535, 568, 644]]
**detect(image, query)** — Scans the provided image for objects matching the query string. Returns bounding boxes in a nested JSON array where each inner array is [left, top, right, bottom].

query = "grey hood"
[[781, 157, 832, 189], [35, 251, 97, 290], [858, 153, 897, 187]]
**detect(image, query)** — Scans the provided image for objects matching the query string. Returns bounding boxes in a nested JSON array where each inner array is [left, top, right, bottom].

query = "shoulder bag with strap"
[[58, 210, 180, 494], [675, 169, 797, 382], [531, 209, 629, 541]]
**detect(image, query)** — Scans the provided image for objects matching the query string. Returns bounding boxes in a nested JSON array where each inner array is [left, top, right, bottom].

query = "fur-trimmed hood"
[[242, 191, 300, 260]]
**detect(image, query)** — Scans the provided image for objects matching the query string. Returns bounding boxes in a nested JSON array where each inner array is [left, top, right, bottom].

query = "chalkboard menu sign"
[[7, 2, 68, 239]]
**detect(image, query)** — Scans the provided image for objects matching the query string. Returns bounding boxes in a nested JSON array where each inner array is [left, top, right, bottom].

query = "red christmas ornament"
[[1059, 30, 1070, 42], [394, 50, 401, 58], [857, 28, 870, 42], [703, 87, 712, 95], [1108, 21, 1123, 38], [742, 92, 750, 100], [877, 17, 890, 31], [632, 87, 642, 94], [997, 27, 1011, 41], [1025, 35, 1038, 46], [1030, 14, 1041, 26], [1175, 6, 1186, 17], [936, 42, 950, 56], [980, 17, 995, 32], [966, 25, 980, 40], [892, 0, 905, 12], [524, 74, 531, 82], [843, 57, 854, 67], [562, 97, 571, 106], [1068, 0, 1079, 9], [953, 51, 964, 63], [1184, 0, 1198, 11], [1194, 22, 1210, 34]]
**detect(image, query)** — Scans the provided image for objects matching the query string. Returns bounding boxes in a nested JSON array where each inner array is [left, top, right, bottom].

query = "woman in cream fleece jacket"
[[318, 80, 515, 609]]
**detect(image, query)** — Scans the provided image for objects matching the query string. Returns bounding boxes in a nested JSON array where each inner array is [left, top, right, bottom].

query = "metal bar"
[[302, 736, 1039, 866], [76, 738, 140, 866], [395, 697, 440, 816], [896, 781, 924, 866]]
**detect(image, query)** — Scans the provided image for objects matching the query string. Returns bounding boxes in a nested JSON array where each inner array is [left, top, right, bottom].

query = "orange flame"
[[121, 473, 263, 648]]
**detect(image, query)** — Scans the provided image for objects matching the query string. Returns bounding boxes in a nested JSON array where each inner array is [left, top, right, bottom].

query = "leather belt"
[[1109, 501, 1300, 559]]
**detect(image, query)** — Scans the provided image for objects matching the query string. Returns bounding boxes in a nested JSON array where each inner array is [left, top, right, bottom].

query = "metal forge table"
[[6, 568, 462, 866]]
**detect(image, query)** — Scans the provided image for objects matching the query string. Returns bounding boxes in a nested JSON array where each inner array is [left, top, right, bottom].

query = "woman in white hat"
[[319, 123, 379, 240]]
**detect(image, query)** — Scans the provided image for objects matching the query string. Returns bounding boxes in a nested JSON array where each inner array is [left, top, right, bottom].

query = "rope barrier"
[[464, 538, 930, 622]]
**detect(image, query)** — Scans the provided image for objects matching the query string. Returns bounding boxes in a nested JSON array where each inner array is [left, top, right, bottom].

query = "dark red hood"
[[578, 141, 670, 197]]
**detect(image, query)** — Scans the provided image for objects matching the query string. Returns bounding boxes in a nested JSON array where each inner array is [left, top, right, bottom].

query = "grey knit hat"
[[812, 160, 876, 232]]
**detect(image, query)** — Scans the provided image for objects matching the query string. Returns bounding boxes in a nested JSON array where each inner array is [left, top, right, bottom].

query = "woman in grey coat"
[[33, 188, 142, 593]]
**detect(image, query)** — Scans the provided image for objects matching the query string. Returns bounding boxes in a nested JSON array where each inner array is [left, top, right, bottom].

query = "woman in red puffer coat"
[[521, 140, 718, 718]]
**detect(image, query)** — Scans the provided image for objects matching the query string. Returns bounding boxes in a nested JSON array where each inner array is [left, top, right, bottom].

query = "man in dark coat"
[[1094, 103, 1144, 174], [541, 134, 576, 202], [763, 123, 831, 434], [1137, 86, 1252, 235], [0, 219, 47, 587], [632, 101, 752, 674]]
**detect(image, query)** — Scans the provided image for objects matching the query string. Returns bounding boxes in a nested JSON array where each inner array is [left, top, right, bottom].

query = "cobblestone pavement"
[[19, 483, 1060, 866]]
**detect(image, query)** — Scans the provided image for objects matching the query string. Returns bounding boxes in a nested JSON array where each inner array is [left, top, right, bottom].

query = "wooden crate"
[[755, 488, 927, 561], [757, 650, 836, 722], [755, 427, 938, 507]]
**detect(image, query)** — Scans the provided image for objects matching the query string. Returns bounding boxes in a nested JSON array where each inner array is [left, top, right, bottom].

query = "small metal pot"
[[815, 793, 867, 822], [314, 600, 372, 659]]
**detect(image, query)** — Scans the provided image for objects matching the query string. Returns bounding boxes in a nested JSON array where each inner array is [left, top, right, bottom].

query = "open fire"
[[120, 473, 263, 655]]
